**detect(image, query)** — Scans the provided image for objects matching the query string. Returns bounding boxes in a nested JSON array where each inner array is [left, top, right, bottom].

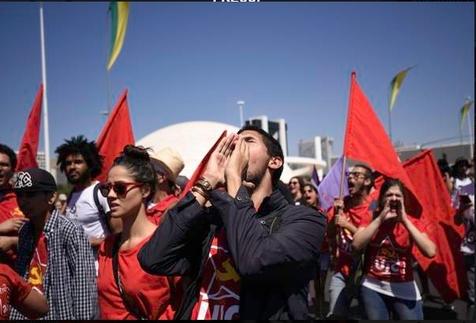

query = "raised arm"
[[138, 193, 211, 276]]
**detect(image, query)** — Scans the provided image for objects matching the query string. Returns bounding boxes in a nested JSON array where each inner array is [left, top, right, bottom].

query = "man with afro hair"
[[55, 135, 117, 274]]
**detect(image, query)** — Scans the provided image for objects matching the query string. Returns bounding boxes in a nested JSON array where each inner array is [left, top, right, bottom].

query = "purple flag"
[[311, 165, 320, 189], [317, 156, 349, 211]]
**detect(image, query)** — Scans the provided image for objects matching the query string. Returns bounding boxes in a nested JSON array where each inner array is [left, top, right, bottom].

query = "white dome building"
[[136, 120, 295, 182]]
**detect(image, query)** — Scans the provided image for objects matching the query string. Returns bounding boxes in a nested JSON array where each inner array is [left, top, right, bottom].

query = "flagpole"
[[39, 2, 50, 173], [388, 108, 393, 143], [467, 102, 474, 159], [339, 156, 347, 199], [105, 4, 112, 113], [339, 71, 355, 199]]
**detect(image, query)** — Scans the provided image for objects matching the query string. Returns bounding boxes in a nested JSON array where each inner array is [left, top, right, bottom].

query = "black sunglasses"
[[98, 181, 142, 198]]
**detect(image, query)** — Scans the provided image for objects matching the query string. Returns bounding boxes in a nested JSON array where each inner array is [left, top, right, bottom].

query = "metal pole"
[[468, 104, 474, 159], [40, 2, 50, 173], [388, 108, 393, 143]]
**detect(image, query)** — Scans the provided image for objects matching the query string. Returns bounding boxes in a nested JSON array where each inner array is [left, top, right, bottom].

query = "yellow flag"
[[389, 66, 414, 112], [460, 100, 473, 128], [107, 2, 129, 70]]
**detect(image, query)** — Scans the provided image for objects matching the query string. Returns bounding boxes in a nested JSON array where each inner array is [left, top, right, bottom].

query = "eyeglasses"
[[346, 171, 367, 179], [98, 181, 142, 198]]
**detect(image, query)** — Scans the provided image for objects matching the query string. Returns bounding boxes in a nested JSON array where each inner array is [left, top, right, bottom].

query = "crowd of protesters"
[[0, 130, 474, 320]]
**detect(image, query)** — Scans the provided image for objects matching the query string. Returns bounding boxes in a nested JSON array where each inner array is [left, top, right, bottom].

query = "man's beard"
[[67, 170, 90, 185], [244, 166, 267, 191]]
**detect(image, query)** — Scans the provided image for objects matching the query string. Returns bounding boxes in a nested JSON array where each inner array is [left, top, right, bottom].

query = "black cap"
[[13, 168, 57, 193]]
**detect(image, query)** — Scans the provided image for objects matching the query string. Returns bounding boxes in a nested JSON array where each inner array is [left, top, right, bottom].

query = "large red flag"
[[96, 90, 135, 182], [16, 85, 43, 171], [179, 130, 227, 200], [343, 72, 421, 214], [403, 149, 466, 303]]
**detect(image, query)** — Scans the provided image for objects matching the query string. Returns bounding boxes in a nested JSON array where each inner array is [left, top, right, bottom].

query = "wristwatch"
[[195, 177, 214, 193]]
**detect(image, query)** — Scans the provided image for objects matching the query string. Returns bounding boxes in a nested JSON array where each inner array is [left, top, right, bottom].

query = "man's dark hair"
[[0, 144, 17, 170], [55, 135, 103, 178], [238, 125, 284, 188], [353, 163, 374, 191]]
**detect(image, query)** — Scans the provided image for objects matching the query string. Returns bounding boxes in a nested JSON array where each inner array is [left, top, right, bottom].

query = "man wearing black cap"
[[9, 168, 98, 320]]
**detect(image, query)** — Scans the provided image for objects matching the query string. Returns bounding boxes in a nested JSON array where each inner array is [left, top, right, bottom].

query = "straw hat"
[[150, 147, 184, 183]]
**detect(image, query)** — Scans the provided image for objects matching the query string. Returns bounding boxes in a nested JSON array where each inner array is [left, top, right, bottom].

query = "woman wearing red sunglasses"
[[96, 145, 180, 320]]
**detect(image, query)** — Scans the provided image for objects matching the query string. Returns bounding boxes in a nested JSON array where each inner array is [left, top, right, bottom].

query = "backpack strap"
[[93, 183, 107, 220]]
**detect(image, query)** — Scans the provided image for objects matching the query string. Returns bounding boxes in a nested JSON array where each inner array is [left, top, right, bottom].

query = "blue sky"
[[0, 2, 474, 159]]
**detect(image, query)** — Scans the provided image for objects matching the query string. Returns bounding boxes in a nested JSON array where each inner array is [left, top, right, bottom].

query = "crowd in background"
[[0, 134, 474, 320]]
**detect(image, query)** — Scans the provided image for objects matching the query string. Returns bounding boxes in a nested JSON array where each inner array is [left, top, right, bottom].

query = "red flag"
[[16, 85, 43, 171], [96, 90, 135, 182], [403, 149, 466, 303], [343, 72, 421, 214], [179, 130, 227, 200]]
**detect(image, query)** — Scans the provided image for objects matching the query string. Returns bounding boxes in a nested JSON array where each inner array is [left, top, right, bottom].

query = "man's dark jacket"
[[138, 186, 326, 320]]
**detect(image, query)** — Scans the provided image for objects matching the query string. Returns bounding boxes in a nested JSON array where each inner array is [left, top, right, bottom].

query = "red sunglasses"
[[99, 181, 143, 198]]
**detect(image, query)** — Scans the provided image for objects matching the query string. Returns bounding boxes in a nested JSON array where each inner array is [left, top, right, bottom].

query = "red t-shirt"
[[146, 195, 178, 225], [97, 234, 180, 320], [0, 263, 33, 319], [327, 198, 373, 278], [27, 234, 48, 294], [0, 191, 25, 265], [0, 191, 24, 223], [191, 228, 240, 320], [364, 217, 426, 283]]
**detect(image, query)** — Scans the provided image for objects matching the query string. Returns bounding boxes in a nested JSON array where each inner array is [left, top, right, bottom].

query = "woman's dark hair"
[[377, 178, 405, 210], [303, 183, 318, 194], [303, 183, 320, 208], [112, 145, 157, 203], [289, 176, 306, 195], [0, 144, 17, 170], [55, 135, 103, 178]]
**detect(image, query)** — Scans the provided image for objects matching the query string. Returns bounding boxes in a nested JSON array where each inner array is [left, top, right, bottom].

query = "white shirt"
[[66, 181, 111, 240], [362, 275, 422, 301]]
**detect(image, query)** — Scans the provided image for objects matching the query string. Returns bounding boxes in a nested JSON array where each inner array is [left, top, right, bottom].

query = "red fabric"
[[146, 194, 178, 225], [327, 197, 373, 278], [27, 234, 48, 294], [191, 228, 240, 320], [343, 72, 421, 215], [178, 130, 227, 200], [0, 192, 24, 223], [96, 90, 135, 182], [365, 219, 425, 282], [0, 192, 24, 265], [402, 149, 467, 303], [0, 263, 33, 320], [16, 85, 43, 171], [98, 234, 179, 320]]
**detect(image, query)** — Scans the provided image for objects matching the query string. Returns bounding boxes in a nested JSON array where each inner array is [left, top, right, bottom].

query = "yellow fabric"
[[389, 66, 413, 112], [107, 2, 129, 70]]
